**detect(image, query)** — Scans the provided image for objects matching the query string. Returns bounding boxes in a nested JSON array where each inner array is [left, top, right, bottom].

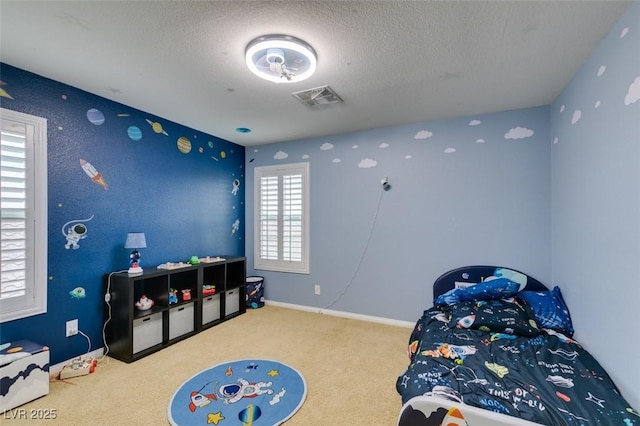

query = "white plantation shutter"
[[255, 163, 309, 273], [1, 108, 47, 323]]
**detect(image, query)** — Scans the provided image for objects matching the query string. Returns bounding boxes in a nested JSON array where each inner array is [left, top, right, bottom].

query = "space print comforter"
[[395, 302, 639, 425]]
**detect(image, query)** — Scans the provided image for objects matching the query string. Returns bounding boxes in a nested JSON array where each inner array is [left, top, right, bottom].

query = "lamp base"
[[128, 266, 143, 275]]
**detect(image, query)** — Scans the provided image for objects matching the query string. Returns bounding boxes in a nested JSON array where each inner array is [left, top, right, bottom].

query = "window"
[[254, 162, 309, 274], [1, 108, 48, 323]]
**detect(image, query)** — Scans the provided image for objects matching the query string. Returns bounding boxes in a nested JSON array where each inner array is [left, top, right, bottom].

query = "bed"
[[396, 266, 638, 426]]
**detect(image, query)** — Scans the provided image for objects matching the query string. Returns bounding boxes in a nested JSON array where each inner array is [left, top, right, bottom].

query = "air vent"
[[292, 85, 343, 108]]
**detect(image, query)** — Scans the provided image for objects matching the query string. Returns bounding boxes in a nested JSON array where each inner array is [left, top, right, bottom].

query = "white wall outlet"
[[314, 285, 321, 295], [66, 319, 78, 337]]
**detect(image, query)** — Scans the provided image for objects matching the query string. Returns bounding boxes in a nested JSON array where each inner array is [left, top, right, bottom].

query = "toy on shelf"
[[59, 357, 97, 379], [181, 289, 192, 301], [169, 288, 178, 304], [157, 261, 191, 270], [135, 295, 154, 311], [203, 284, 216, 296], [188, 256, 200, 265], [200, 256, 226, 263]]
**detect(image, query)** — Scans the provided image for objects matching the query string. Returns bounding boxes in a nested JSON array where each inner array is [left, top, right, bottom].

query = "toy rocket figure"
[[80, 159, 109, 190]]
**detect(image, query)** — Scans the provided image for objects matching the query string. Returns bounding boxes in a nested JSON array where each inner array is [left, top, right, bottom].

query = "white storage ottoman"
[[0, 340, 50, 413]]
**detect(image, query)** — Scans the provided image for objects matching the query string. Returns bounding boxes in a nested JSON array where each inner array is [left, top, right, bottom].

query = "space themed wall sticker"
[[69, 287, 86, 300], [146, 118, 169, 136], [86, 108, 105, 125], [62, 215, 94, 250], [0, 62, 245, 366], [127, 125, 142, 141], [79, 159, 109, 190], [231, 219, 240, 236], [177, 136, 191, 154]]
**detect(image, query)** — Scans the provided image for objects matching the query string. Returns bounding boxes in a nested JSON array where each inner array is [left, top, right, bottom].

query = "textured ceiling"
[[0, 1, 632, 146]]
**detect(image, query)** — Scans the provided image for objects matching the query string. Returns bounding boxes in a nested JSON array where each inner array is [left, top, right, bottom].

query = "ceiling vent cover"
[[292, 85, 343, 108]]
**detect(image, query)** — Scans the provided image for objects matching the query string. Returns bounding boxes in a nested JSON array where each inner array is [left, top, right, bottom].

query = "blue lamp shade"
[[125, 232, 146, 274], [124, 232, 147, 249]]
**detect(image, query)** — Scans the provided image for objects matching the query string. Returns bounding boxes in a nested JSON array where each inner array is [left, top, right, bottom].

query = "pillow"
[[435, 277, 521, 307], [448, 298, 541, 336], [518, 286, 574, 336]]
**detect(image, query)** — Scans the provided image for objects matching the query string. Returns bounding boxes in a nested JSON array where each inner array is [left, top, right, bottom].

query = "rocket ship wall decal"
[[79, 159, 109, 190]]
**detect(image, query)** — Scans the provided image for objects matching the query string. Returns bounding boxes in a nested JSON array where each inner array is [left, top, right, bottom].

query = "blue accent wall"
[[0, 64, 245, 365], [551, 1, 639, 409]]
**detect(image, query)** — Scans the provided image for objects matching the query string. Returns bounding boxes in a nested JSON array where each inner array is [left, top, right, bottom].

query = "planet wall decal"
[[145, 118, 168, 136], [177, 136, 192, 154], [127, 126, 142, 141], [86, 108, 105, 125]]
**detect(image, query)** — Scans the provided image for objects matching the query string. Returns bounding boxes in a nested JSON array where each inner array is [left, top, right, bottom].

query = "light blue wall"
[[551, 1, 639, 409], [246, 106, 551, 322], [0, 64, 245, 365]]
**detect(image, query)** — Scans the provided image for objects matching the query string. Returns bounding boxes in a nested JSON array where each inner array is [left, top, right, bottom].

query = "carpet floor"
[[3, 305, 411, 425]]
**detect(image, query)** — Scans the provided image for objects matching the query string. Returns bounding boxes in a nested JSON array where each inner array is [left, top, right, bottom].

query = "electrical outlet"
[[314, 285, 321, 295], [66, 319, 78, 337]]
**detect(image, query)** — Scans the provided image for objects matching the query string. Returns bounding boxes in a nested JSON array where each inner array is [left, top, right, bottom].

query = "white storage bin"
[[225, 289, 240, 316], [202, 294, 221, 325], [169, 302, 195, 340], [133, 312, 163, 354]]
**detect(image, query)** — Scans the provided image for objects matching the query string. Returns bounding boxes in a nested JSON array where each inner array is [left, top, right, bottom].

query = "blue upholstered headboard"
[[433, 265, 549, 299]]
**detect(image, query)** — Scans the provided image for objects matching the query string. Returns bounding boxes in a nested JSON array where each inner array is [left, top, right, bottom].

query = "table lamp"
[[124, 232, 146, 275]]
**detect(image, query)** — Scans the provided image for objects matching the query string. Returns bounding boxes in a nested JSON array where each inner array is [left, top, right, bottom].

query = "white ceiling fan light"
[[245, 34, 317, 83]]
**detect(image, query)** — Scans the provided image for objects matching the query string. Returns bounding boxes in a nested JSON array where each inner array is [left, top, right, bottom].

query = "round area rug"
[[168, 359, 307, 425]]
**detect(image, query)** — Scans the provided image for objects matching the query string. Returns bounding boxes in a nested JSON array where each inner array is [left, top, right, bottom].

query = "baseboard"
[[264, 300, 415, 328], [49, 348, 104, 378]]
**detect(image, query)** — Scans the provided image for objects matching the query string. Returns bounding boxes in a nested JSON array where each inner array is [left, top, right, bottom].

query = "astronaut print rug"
[[168, 359, 307, 425]]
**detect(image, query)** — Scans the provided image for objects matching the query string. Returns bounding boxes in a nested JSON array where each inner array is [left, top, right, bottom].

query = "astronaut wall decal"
[[62, 215, 94, 249]]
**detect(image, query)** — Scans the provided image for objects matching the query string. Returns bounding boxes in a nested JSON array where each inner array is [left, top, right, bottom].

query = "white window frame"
[[254, 162, 309, 274], [1, 108, 48, 323]]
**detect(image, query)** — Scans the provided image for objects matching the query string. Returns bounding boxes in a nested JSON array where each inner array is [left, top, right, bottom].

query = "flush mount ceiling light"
[[245, 34, 317, 84]]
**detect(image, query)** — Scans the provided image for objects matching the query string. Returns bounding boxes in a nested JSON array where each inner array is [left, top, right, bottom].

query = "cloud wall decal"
[[320, 142, 334, 150], [625, 76, 640, 106], [358, 158, 377, 168], [414, 130, 433, 139], [504, 127, 534, 139], [274, 151, 288, 160], [571, 110, 582, 125]]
